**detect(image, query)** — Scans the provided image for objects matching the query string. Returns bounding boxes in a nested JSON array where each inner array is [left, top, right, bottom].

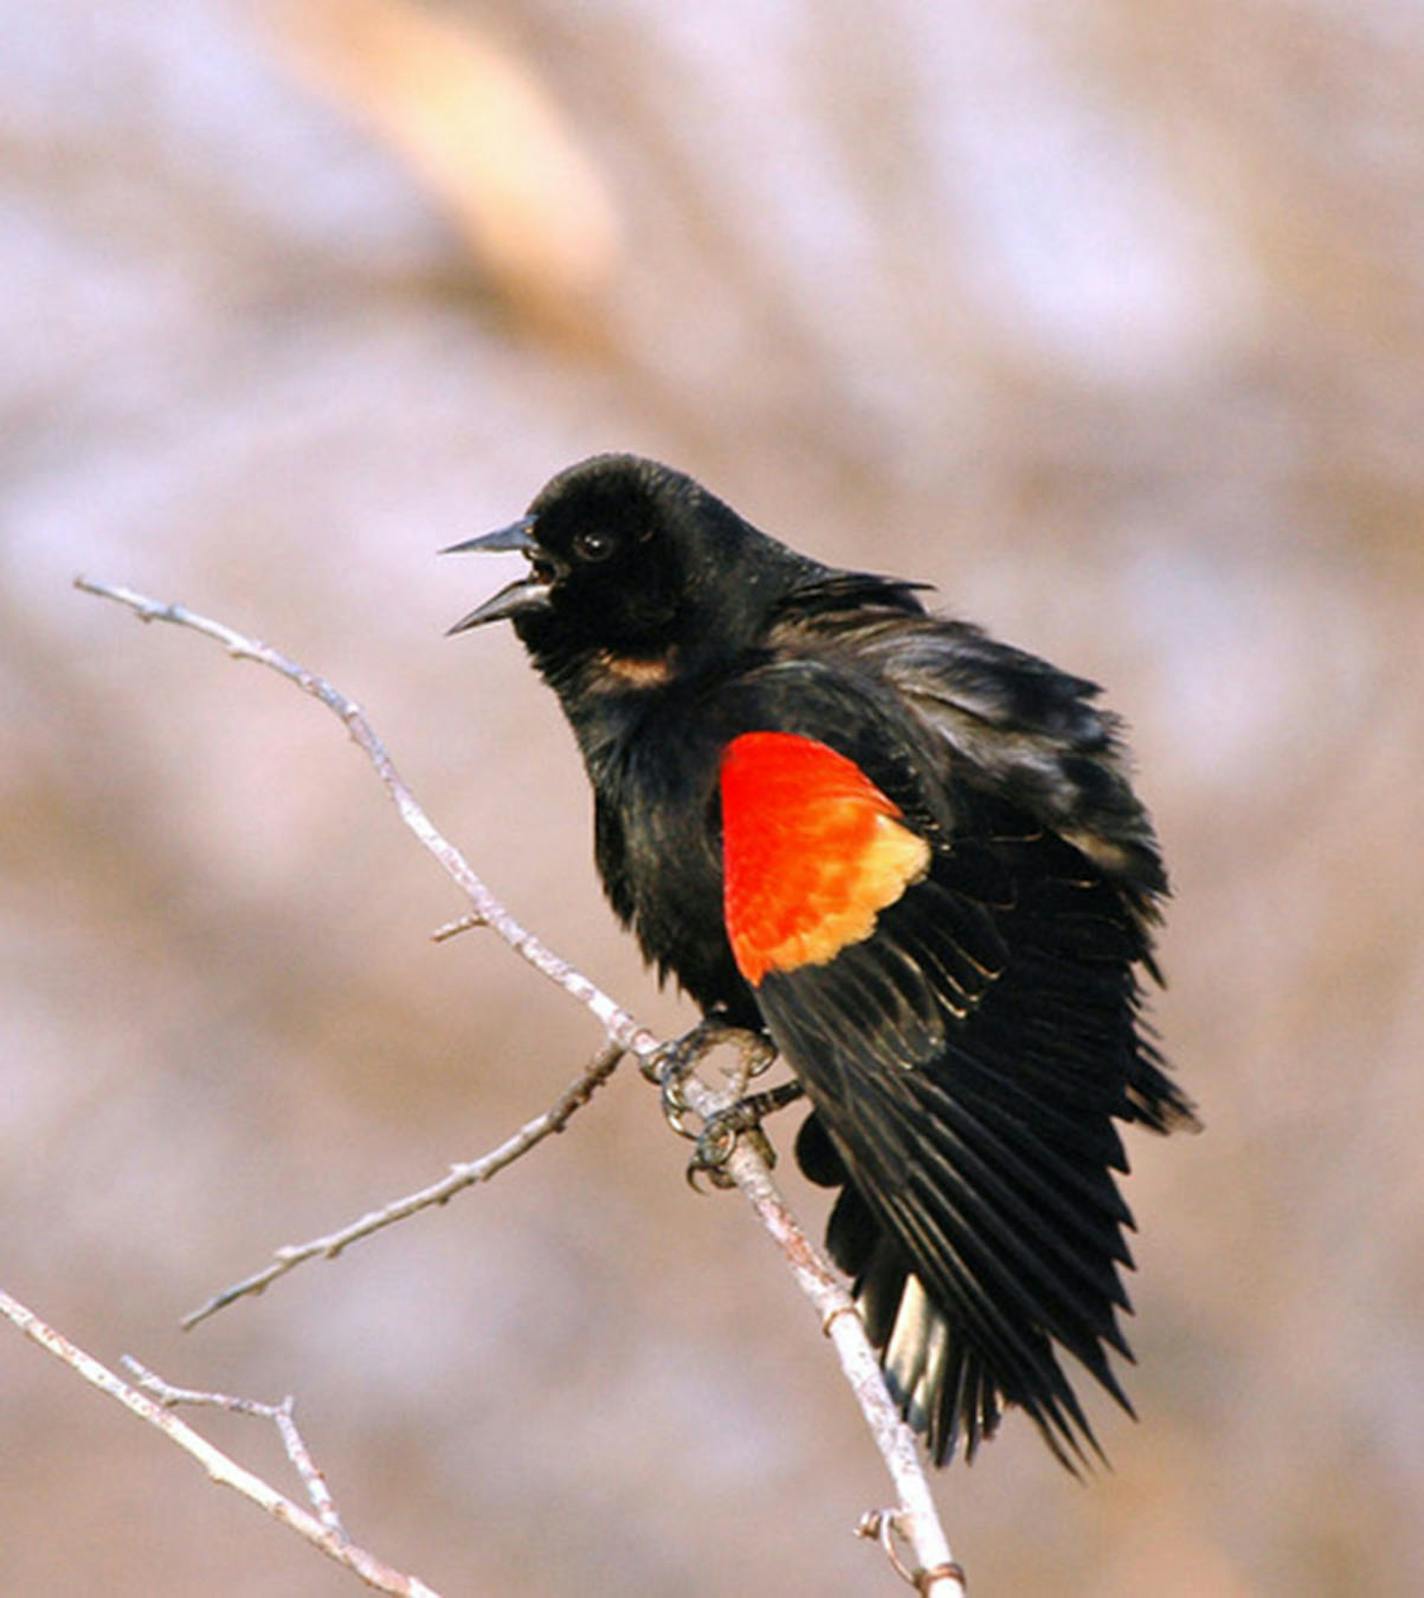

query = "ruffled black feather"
[[481, 453, 1199, 1471]]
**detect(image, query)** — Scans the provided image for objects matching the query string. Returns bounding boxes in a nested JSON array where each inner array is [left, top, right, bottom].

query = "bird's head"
[[445, 454, 818, 687]]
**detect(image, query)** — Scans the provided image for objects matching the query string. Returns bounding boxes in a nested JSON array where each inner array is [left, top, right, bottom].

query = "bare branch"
[[181, 1042, 624, 1329], [0, 1290, 442, 1598], [667, 1057, 967, 1597], [74, 576, 965, 1593], [72, 577, 660, 1062], [121, 1358, 346, 1535]]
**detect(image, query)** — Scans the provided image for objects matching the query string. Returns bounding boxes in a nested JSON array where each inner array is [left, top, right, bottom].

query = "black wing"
[[743, 611, 1196, 1466]]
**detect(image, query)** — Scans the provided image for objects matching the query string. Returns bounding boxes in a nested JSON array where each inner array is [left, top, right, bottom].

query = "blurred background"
[[3, 1, 1422, 1593]]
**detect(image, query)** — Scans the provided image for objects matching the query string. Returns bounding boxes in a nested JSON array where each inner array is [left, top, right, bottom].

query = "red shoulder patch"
[[720, 731, 931, 986]]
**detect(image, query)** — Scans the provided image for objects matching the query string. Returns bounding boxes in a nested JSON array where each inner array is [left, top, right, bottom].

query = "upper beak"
[[442, 517, 537, 557], [442, 516, 553, 634]]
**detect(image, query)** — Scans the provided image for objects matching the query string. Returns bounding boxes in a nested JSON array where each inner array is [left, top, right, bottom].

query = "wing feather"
[[715, 623, 1196, 1465], [753, 808, 1184, 1465]]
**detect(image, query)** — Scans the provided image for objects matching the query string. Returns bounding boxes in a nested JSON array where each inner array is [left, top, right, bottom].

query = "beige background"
[[3, 2, 1422, 1593]]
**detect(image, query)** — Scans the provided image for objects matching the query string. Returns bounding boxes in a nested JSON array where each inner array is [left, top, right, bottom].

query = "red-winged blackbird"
[[447, 454, 1197, 1471]]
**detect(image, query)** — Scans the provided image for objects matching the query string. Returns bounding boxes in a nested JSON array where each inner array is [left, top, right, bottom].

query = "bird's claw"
[[646, 1029, 714, 1137], [683, 1082, 806, 1191], [644, 1014, 774, 1137], [644, 1017, 795, 1182], [660, 1067, 696, 1139], [642, 1013, 751, 1085]]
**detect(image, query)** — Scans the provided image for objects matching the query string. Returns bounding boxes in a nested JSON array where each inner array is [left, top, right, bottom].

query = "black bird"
[[447, 453, 1197, 1470]]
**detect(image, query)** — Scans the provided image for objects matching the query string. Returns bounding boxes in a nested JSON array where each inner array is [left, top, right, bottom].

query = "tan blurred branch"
[[265, 0, 619, 346], [0, 1290, 442, 1598], [73, 574, 964, 1596], [181, 1041, 625, 1330]]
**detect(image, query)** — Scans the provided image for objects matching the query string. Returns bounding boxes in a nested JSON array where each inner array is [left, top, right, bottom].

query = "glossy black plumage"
[[449, 453, 1198, 1470]]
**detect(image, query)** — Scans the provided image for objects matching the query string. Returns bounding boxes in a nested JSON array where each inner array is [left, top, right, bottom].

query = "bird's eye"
[[573, 528, 616, 563]]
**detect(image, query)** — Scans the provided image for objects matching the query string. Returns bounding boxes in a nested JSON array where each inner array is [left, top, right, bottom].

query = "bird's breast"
[[589, 708, 748, 1014]]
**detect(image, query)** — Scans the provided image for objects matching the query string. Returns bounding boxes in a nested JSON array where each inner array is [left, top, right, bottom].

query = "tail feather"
[[805, 1109, 1131, 1471]]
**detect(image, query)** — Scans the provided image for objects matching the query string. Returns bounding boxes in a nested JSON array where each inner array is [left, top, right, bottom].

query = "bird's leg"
[[643, 1012, 762, 1135], [687, 1078, 805, 1190], [644, 1017, 801, 1185]]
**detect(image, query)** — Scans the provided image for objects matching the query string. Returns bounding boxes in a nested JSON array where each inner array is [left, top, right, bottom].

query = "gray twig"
[[1, 1291, 440, 1597], [121, 1357, 346, 1535], [181, 1042, 624, 1329]]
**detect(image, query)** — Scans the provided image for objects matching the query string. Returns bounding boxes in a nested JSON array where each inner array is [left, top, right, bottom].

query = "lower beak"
[[445, 573, 552, 634], [443, 515, 552, 633]]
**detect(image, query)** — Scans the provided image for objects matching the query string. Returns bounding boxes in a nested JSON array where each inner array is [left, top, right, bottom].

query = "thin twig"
[[73, 576, 964, 1593], [0, 1291, 441, 1598], [72, 577, 660, 1062], [121, 1357, 346, 1535], [181, 1042, 624, 1329]]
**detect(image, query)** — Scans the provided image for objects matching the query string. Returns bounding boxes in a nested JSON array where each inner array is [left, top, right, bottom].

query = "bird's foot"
[[685, 1080, 806, 1191], [643, 1014, 775, 1137]]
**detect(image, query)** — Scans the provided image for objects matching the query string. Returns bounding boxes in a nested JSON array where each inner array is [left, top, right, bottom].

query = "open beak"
[[442, 517, 554, 634]]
